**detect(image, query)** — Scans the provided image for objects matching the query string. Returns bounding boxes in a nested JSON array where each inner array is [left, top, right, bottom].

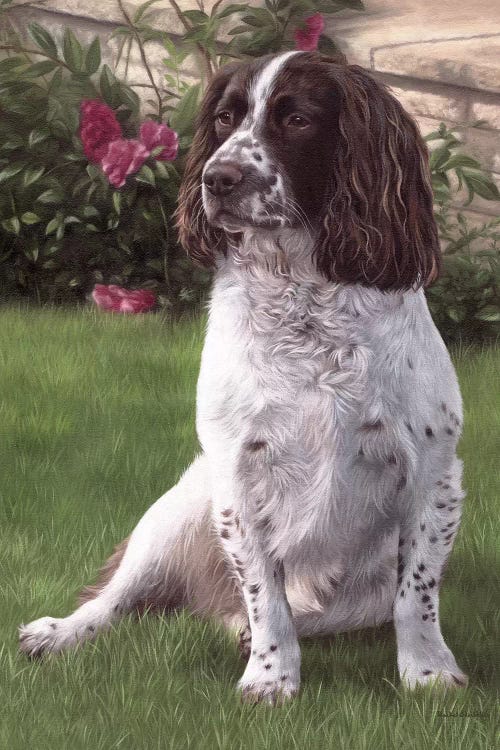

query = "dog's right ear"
[[175, 64, 240, 268]]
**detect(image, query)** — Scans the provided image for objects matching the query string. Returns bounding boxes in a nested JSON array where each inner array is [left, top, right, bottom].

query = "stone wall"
[[6, 0, 500, 226]]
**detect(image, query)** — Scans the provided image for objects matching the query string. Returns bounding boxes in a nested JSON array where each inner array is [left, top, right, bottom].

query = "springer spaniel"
[[20, 51, 468, 704]]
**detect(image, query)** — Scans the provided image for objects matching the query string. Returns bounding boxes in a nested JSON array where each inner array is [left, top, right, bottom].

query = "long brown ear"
[[175, 64, 241, 268], [314, 64, 441, 290]]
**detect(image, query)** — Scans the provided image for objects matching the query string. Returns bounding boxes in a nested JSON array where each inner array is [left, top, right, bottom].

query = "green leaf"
[[23, 167, 45, 187], [117, 85, 140, 113], [462, 169, 500, 202], [133, 0, 162, 23], [0, 163, 25, 183], [163, 36, 178, 57], [112, 192, 121, 214], [85, 37, 101, 75], [21, 212, 41, 225], [28, 128, 50, 148], [442, 154, 481, 171], [1, 217, 21, 235], [25, 60, 59, 77], [86, 164, 101, 181], [475, 307, 500, 322], [45, 217, 61, 235], [63, 28, 84, 73], [169, 83, 200, 136], [99, 65, 116, 106], [28, 23, 58, 58], [429, 145, 451, 171], [214, 3, 248, 20], [183, 9, 209, 23], [241, 14, 268, 27], [227, 25, 253, 36], [135, 165, 156, 185], [37, 188, 63, 204], [0, 56, 25, 73]]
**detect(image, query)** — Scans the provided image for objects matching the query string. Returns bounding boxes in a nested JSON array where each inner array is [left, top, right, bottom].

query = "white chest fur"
[[195, 233, 460, 574]]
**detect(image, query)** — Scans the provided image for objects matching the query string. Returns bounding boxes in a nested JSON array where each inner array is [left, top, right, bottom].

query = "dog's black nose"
[[203, 162, 243, 196]]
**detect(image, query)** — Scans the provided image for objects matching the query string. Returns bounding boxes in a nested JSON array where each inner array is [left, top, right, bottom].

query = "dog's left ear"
[[314, 64, 441, 290]]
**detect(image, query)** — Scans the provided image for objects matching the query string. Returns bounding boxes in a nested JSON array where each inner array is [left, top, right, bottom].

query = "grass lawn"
[[0, 306, 498, 749]]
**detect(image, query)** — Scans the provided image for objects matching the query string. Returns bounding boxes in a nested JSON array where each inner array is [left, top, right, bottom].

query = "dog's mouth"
[[208, 208, 283, 232]]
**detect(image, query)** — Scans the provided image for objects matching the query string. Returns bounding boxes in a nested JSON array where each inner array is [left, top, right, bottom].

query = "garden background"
[[0, 1, 499, 748]]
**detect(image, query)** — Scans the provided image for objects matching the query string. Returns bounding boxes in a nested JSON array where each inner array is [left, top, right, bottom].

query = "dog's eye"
[[216, 110, 233, 127], [284, 113, 311, 130]]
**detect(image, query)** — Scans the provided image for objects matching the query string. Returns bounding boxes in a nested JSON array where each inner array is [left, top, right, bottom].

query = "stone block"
[[463, 127, 500, 173], [388, 82, 469, 124], [470, 94, 500, 131]]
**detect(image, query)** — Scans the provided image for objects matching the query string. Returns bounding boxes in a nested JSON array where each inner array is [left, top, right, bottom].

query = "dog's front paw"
[[237, 642, 300, 705], [399, 648, 468, 689], [19, 617, 69, 659]]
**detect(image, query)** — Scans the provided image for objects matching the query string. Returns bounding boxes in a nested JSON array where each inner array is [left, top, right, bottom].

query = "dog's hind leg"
[[19, 453, 240, 658]]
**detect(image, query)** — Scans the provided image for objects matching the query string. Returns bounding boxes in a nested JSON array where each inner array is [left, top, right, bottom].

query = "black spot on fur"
[[88, 625, 95, 632], [407, 358, 414, 369], [429, 536, 437, 543], [361, 420, 382, 431], [253, 152, 262, 161], [220, 529, 230, 539], [249, 584, 260, 595], [264, 663, 271, 670], [418, 563, 426, 571], [50, 622, 57, 630], [425, 426, 434, 437], [400, 590, 405, 597], [422, 595, 430, 603], [246, 440, 267, 452], [270, 645, 277, 652], [405, 422, 414, 434], [413, 572, 421, 580], [422, 669, 433, 675], [446, 428, 454, 435], [440, 403, 447, 413], [221, 508, 233, 517], [420, 523, 426, 531], [428, 578, 436, 588], [281, 674, 287, 681], [436, 503, 446, 509], [422, 614, 428, 621]]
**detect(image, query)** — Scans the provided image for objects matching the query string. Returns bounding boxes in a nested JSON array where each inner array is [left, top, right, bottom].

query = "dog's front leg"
[[394, 460, 468, 688], [212, 475, 300, 705]]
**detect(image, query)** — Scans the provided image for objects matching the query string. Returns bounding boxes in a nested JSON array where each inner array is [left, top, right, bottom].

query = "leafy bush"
[[0, 0, 356, 309], [425, 123, 500, 343]]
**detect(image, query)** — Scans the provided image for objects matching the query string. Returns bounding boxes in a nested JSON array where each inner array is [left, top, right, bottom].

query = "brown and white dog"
[[20, 51, 468, 704]]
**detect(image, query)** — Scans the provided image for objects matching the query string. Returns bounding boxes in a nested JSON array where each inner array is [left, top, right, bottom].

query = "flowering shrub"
[[80, 101, 179, 187]]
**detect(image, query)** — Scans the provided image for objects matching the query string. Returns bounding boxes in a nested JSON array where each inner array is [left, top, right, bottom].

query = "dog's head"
[[176, 51, 440, 290]]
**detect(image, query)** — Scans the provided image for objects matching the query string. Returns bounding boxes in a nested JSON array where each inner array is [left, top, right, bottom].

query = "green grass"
[[0, 306, 498, 749]]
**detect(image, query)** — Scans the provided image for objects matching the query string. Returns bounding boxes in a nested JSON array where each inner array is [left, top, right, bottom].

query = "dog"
[[19, 51, 468, 704]]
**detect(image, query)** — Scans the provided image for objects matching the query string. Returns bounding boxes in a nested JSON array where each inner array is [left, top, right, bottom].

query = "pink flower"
[[101, 138, 150, 188], [92, 284, 156, 313], [294, 13, 325, 52], [139, 120, 179, 161], [79, 100, 122, 164]]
